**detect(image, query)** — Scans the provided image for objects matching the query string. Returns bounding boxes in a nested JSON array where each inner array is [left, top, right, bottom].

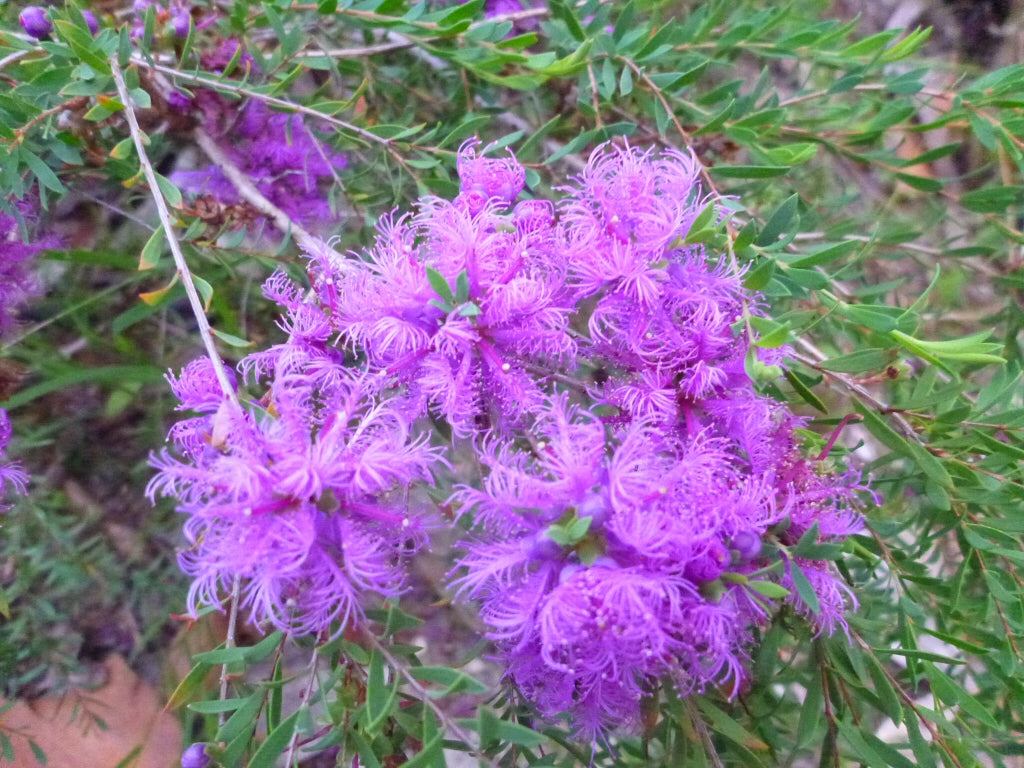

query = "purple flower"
[[19, 6, 52, 39], [447, 396, 814, 736], [455, 139, 526, 215], [173, 99, 346, 231], [307, 173, 574, 436], [0, 409, 28, 512], [151, 271, 445, 636], [1, 198, 57, 336]]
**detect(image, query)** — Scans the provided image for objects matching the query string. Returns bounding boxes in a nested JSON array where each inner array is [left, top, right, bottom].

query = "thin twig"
[[114, 56, 244, 714], [284, 645, 320, 767], [790, 340, 922, 443], [130, 55, 420, 178], [218, 576, 242, 722], [109, 56, 239, 406], [0, 48, 34, 72]]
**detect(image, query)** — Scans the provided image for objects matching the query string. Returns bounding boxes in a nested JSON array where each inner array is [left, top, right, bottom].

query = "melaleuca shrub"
[[152, 140, 870, 738]]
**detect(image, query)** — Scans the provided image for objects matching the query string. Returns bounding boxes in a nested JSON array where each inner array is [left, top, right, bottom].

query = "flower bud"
[[729, 530, 763, 564], [180, 743, 210, 768], [170, 10, 190, 37], [19, 7, 52, 39], [82, 10, 99, 35], [684, 540, 730, 583]]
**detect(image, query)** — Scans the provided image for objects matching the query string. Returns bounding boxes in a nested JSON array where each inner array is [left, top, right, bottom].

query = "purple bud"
[[19, 7, 53, 39], [170, 10, 190, 37], [576, 490, 609, 528], [167, 90, 191, 111], [558, 563, 582, 585], [729, 530, 763, 564], [523, 531, 562, 561], [81, 10, 99, 34], [685, 540, 730, 583], [180, 743, 210, 768]]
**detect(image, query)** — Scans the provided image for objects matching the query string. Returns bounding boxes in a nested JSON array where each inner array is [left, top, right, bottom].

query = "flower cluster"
[[148, 284, 444, 634], [308, 139, 572, 435], [441, 143, 865, 736], [154, 140, 867, 735]]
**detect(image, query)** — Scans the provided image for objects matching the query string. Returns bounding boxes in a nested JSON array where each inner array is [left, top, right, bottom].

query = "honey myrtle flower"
[[150, 268, 445, 635], [440, 141, 867, 736], [448, 396, 818, 737], [309, 171, 574, 436], [560, 145, 750, 405], [456, 139, 526, 215]]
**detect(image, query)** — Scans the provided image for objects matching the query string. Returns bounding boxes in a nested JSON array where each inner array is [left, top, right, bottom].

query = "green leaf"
[[818, 349, 892, 373], [839, 29, 900, 58], [695, 699, 770, 753], [891, 329, 1005, 365], [366, 604, 424, 636], [788, 560, 820, 614], [894, 172, 943, 193], [212, 328, 254, 347], [155, 173, 183, 208], [755, 194, 799, 248], [454, 270, 470, 304], [193, 632, 282, 664], [166, 660, 214, 709], [836, 719, 916, 768], [925, 663, 999, 728], [248, 710, 299, 768], [188, 697, 251, 714], [53, 19, 112, 74], [879, 27, 932, 62], [710, 164, 790, 179], [854, 402, 953, 488], [959, 185, 1024, 213], [19, 148, 64, 194], [29, 740, 47, 765], [618, 65, 633, 96], [683, 202, 719, 244], [267, 656, 283, 733], [408, 666, 488, 696], [215, 690, 265, 743], [139, 228, 165, 271], [782, 369, 827, 413], [525, 40, 593, 77], [749, 315, 790, 348], [192, 273, 213, 312], [364, 649, 399, 735], [864, 652, 903, 724], [460, 707, 545, 749], [745, 580, 790, 598], [109, 138, 134, 160], [743, 257, 775, 290], [425, 266, 454, 303], [243, 631, 285, 663]]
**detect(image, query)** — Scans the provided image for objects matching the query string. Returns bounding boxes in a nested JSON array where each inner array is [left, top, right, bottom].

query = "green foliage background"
[[2, 0, 1024, 765]]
